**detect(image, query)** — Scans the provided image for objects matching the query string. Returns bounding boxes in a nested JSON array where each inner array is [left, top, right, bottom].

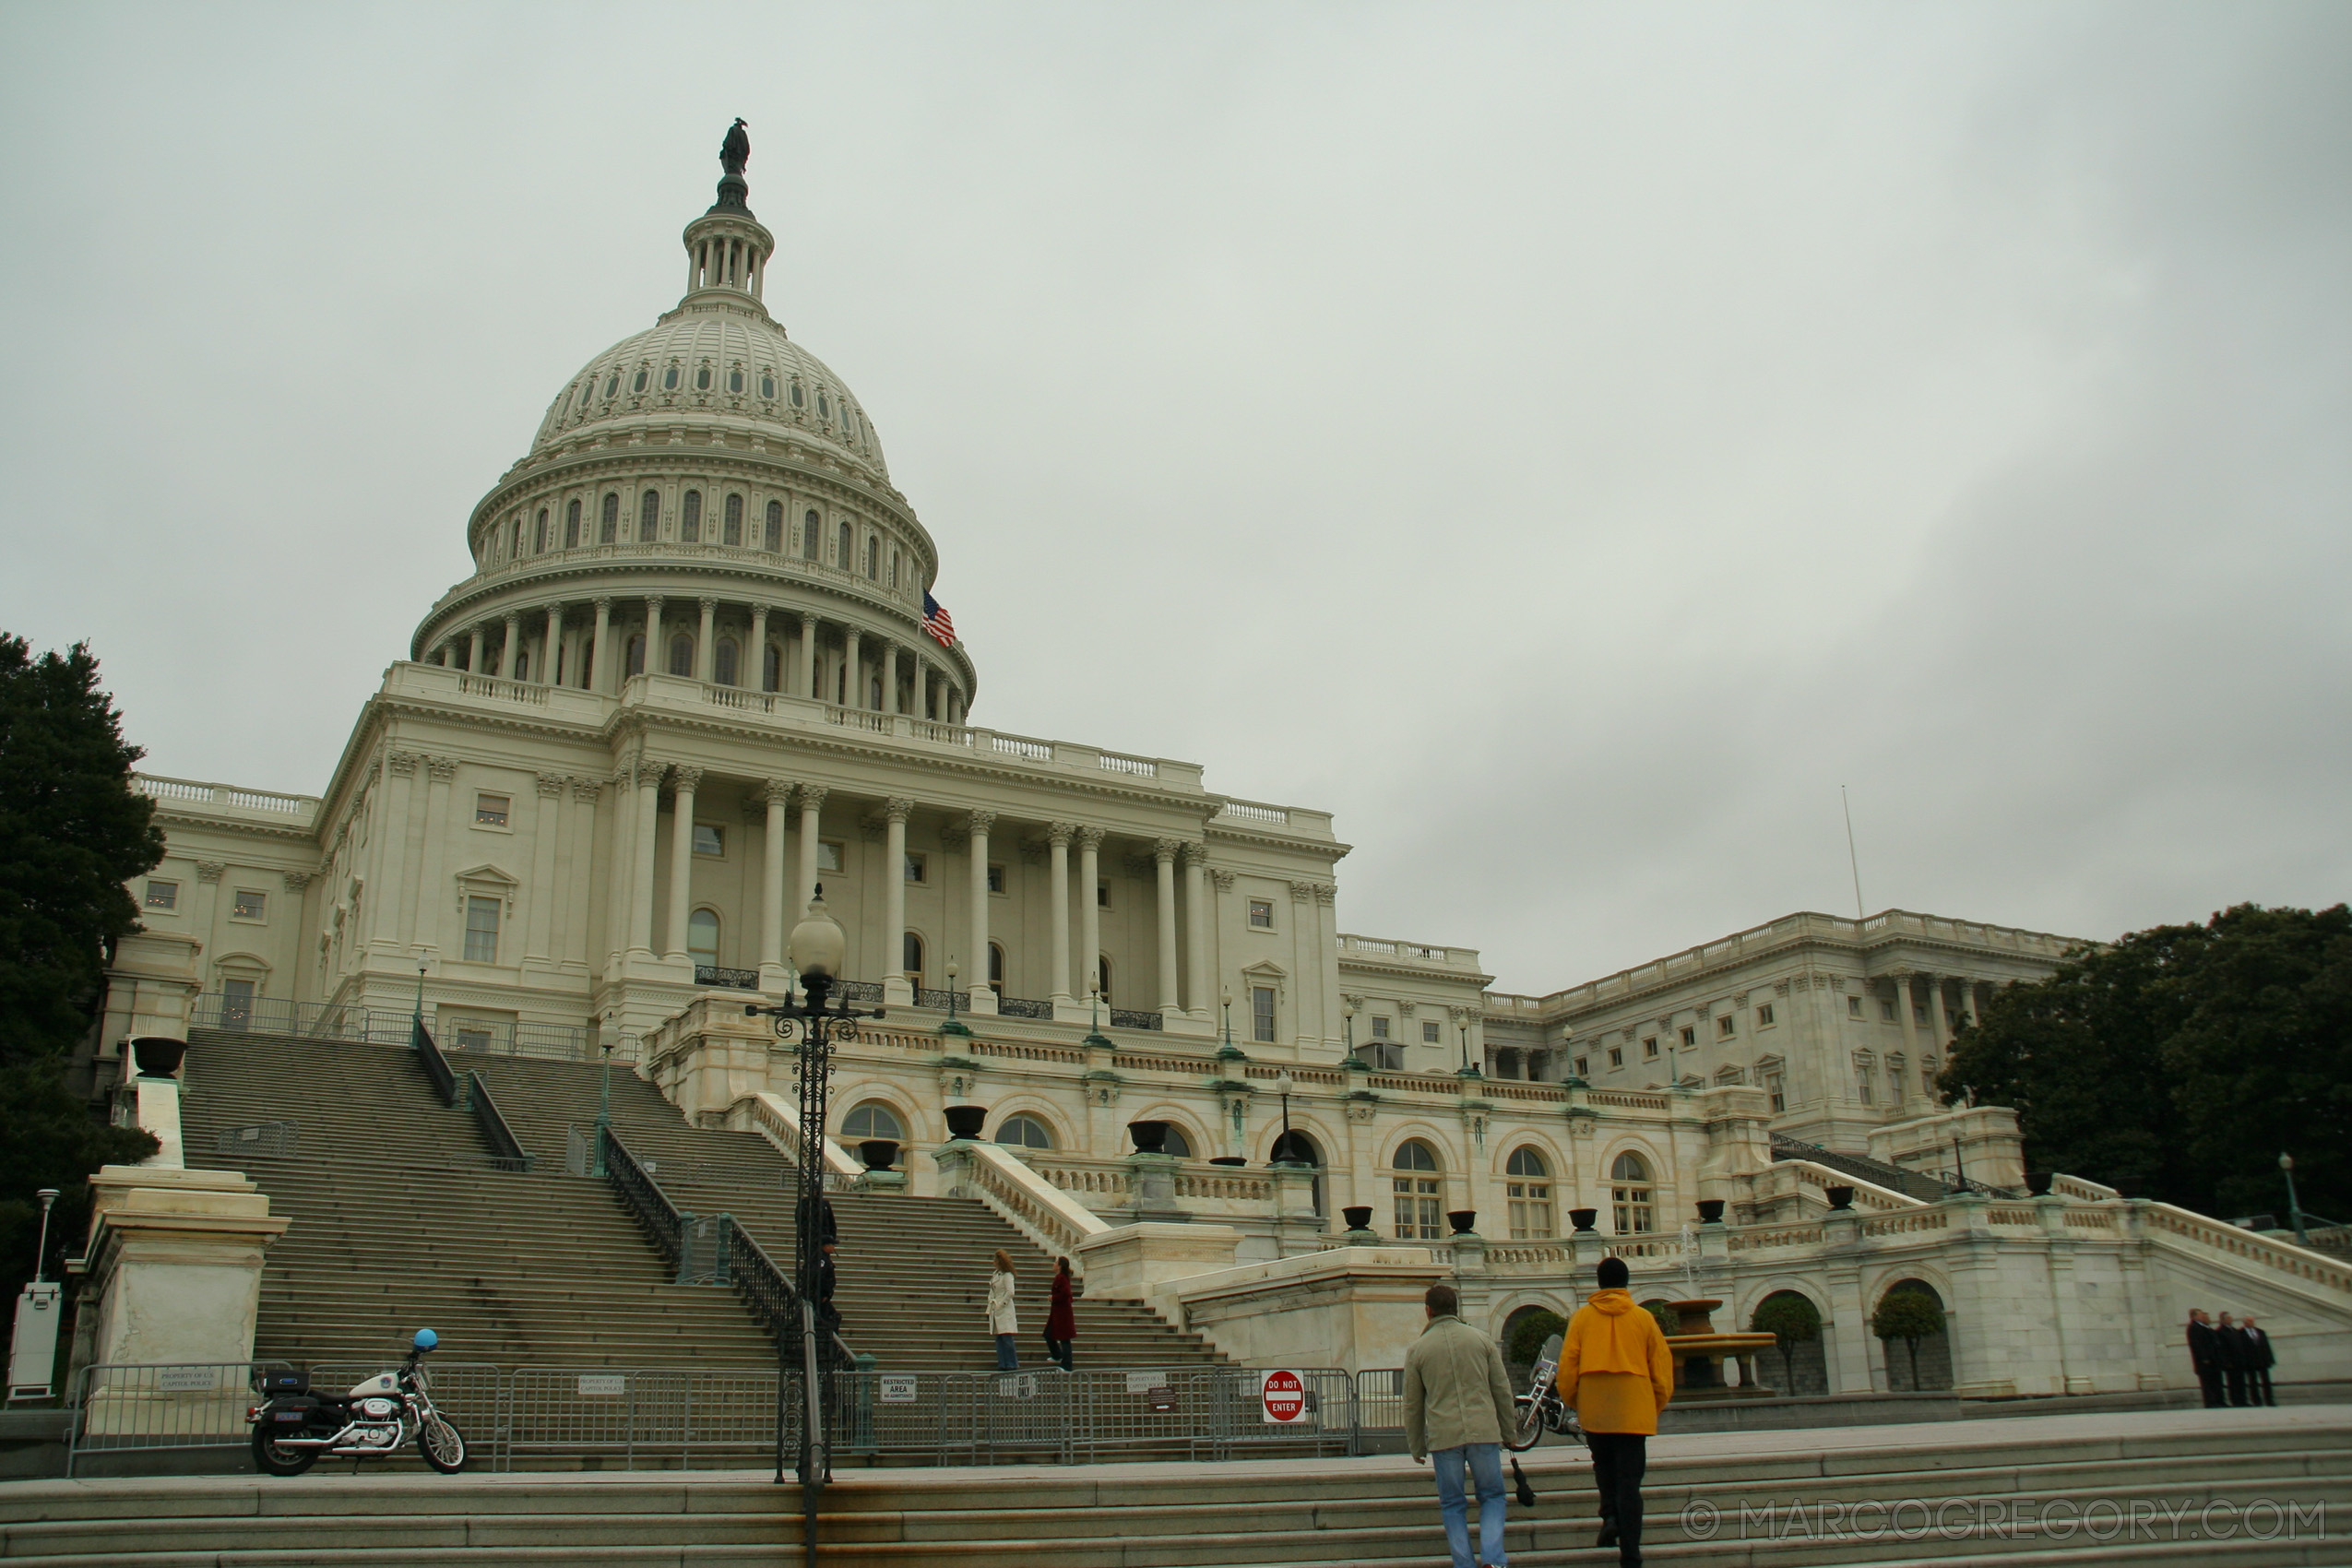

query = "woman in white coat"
[[987, 1250, 1020, 1370]]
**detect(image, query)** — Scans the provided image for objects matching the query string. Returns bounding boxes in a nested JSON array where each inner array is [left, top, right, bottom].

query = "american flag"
[[921, 592, 956, 648]]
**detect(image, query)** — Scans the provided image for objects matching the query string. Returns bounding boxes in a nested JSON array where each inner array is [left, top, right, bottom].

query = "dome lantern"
[[682, 117, 773, 303]]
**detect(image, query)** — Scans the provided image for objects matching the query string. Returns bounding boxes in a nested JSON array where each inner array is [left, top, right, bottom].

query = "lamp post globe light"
[[2281, 1153, 2309, 1246], [742, 886, 885, 1541], [1272, 1071, 1300, 1166]]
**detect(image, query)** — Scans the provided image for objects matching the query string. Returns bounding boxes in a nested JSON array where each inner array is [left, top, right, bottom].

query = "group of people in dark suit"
[[2186, 1309, 2276, 1408]]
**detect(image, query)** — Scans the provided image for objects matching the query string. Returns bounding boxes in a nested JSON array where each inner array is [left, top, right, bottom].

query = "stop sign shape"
[[1261, 1369, 1308, 1424]]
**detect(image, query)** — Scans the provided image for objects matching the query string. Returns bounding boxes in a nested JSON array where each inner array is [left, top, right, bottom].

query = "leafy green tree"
[[1749, 1291, 1821, 1391], [1870, 1288, 1945, 1391], [0, 634, 164, 1311], [1942, 904, 2351, 1222], [1504, 1307, 1566, 1367], [1643, 1300, 1681, 1339]]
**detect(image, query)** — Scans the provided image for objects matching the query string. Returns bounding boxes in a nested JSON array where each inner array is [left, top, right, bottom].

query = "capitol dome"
[[530, 305, 889, 484]]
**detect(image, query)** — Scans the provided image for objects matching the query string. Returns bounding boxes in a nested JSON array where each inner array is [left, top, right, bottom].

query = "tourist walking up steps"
[[987, 1250, 1020, 1370], [1404, 1281, 1517, 1568], [1044, 1256, 1077, 1371], [1560, 1256, 1675, 1568]]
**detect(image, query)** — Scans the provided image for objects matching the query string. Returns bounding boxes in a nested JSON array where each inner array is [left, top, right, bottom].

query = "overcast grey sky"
[[2, 3, 2346, 994]]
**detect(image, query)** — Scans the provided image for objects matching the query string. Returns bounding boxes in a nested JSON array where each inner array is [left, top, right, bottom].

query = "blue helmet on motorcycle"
[[412, 1328, 439, 1351]]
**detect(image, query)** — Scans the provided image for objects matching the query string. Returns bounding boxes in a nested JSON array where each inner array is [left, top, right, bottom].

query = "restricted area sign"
[[1260, 1368, 1309, 1424]]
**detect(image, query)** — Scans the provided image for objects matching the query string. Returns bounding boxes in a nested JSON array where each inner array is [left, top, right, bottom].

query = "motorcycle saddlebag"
[[257, 1368, 311, 1396]]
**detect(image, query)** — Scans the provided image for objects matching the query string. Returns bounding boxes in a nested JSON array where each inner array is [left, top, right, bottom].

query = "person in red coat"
[[1044, 1257, 1077, 1371]]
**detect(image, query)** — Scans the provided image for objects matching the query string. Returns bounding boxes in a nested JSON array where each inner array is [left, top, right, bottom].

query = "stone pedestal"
[[1123, 1151, 1187, 1224], [131, 1077, 185, 1170], [1076, 1222, 1242, 1301], [69, 1166, 288, 1372], [1168, 1247, 1448, 1376], [97, 932, 203, 1094]]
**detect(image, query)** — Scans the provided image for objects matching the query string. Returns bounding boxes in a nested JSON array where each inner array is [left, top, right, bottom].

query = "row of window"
[[145, 879, 267, 921], [487, 492, 912, 593], [555, 361, 871, 452]]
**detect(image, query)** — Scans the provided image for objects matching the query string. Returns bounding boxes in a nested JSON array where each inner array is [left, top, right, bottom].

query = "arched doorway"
[[1501, 1303, 1566, 1372], [1877, 1278, 1954, 1391], [1748, 1289, 1829, 1395]]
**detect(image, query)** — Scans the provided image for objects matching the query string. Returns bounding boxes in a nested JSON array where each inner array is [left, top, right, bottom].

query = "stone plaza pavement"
[[2, 1402, 2346, 1565]]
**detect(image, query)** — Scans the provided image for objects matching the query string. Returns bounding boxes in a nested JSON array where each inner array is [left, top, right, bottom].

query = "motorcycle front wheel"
[[416, 1413, 468, 1473], [1504, 1394, 1547, 1452], [251, 1424, 318, 1477]]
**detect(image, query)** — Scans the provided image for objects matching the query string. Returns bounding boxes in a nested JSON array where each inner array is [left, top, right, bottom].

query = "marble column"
[[663, 767, 702, 959], [1048, 822, 1075, 1004], [496, 613, 518, 679], [527, 773, 563, 961], [759, 779, 793, 981], [795, 786, 829, 915], [1155, 840, 1182, 1014], [645, 597, 665, 681], [466, 626, 483, 672], [967, 810, 995, 1008], [604, 767, 635, 962], [882, 642, 900, 716], [1182, 843, 1209, 1017], [843, 629, 862, 708], [1076, 827, 1103, 1003], [589, 598, 612, 692], [627, 761, 662, 957], [542, 605, 564, 686], [797, 614, 817, 698], [1894, 973, 1919, 1079], [695, 598, 717, 683], [749, 606, 770, 691], [883, 797, 914, 1004], [1928, 974, 1953, 1049], [564, 776, 600, 966]]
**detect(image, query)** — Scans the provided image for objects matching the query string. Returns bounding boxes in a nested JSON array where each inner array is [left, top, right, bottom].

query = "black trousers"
[[2225, 1368, 2251, 1407], [2252, 1369, 2275, 1407], [1044, 1336, 1073, 1371], [1588, 1432, 1647, 1564], [2196, 1368, 2225, 1408]]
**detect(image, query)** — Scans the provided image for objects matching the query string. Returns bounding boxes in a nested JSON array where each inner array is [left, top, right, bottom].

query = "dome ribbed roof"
[[530, 303, 889, 481]]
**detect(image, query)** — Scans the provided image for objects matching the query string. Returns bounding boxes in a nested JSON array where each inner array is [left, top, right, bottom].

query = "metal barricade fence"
[[65, 1361, 287, 1475], [505, 1366, 780, 1471], [1355, 1367, 1406, 1435], [306, 1360, 506, 1465]]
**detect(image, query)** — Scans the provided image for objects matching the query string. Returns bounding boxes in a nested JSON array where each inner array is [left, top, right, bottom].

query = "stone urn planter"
[[944, 1105, 988, 1141], [858, 1139, 899, 1172], [2025, 1170, 2055, 1196], [1569, 1207, 1599, 1233], [1446, 1210, 1479, 1236], [129, 1037, 187, 1079], [1340, 1206, 1376, 1237], [1126, 1120, 1172, 1155], [1823, 1184, 1856, 1211], [1695, 1199, 1727, 1225]]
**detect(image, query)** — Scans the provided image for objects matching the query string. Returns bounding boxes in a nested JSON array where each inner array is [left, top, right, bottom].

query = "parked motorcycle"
[[1505, 1331, 1585, 1452], [247, 1329, 468, 1475]]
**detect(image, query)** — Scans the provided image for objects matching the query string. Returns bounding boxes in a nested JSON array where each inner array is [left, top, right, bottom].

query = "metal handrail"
[[413, 1019, 457, 1106], [1109, 1008, 1166, 1032], [1768, 1132, 2015, 1200], [602, 1127, 687, 1266], [725, 1217, 805, 1342], [468, 1071, 534, 1172]]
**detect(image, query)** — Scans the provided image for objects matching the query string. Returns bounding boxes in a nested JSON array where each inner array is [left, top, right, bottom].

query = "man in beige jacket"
[[1404, 1282, 1519, 1568]]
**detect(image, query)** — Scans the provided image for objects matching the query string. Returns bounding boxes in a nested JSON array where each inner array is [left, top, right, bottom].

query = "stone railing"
[[1585, 1089, 1672, 1111], [2141, 1202, 2352, 1294], [135, 774, 318, 817], [1368, 1073, 1463, 1096], [1027, 1156, 1276, 1206], [1245, 1064, 1347, 1087], [1729, 1223, 1826, 1252], [1482, 1082, 1567, 1104], [2050, 1172, 2120, 1202], [937, 1138, 1110, 1258], [1339, 933, 1481, 968], [724, 1091, 862, 1177], [1861, 1208, 1951, 1238]]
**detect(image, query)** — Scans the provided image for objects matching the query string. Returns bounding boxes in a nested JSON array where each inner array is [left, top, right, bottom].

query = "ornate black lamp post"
[[742, 887, 884, 1556], [2281, 1152, 2310, 1246]]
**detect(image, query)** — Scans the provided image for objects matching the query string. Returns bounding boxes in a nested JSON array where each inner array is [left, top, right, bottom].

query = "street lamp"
[[2281, 1153, 2309, 1246], [941, 956, 969, 1038], [30, 1190, 58, 1284], [411, 958, 429, 1030], [742, 887, 885, 1552], [1272, 1071, 1298, 1165], [1457, 1019, 1479, 1078], [1340, 1002, 1366, 1072], [1218, 987, 1244, 1060]]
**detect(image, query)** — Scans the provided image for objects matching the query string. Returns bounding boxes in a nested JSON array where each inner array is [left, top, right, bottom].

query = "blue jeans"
[[1431, 1442, 1507, 1568], [994, 1334, 1018, 1370]]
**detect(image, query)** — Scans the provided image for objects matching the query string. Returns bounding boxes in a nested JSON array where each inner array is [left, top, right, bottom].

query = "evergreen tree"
[[0, 634, 163, 1312], [1942, 904, 2351, 1223]]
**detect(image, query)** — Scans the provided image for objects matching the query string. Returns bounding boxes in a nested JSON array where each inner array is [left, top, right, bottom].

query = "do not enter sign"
[[1260, 1369, 1309, 1424]]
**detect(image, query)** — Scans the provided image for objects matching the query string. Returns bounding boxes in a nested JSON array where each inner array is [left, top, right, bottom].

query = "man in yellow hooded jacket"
[[1556, 1256, 1673, 1567]]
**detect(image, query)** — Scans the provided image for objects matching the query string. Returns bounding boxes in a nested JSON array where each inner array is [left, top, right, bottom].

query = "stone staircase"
[[5, 1406, 2345, 1565], [174, 1028, 1220, 1374]]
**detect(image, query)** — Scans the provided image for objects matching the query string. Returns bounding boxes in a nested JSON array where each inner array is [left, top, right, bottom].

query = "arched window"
[[765, 500, 783, 552], [534, 507, 549, 552], [997, 1113, 1054, 1150], [890, 551, 900, 590], [1096, 956, 1112, 1005], [1160, 1123, 1194, 1158], [1392, 1139, 1442, 1240], [841, 1101, 905, 1142], [714, 638, 738, 687], [604, 373, 620, 398], [863, 537, 879, 578], [722, 493, 742, 546], [687, 909, 720, 971], [624, 635, 645, 677], [988, 942, 1005, 992], [837, 521, 851, 565], [664, 635, 691, 677], [902, 931, 924, 989], [513, 647, 529, 682], [638, 489, 660, 542], [790, 380, 804, 408], [600, 493, 619, 543], [1506, 1146, 1554, 1240], [565, 498, 581, 548], [818, 388, 831, 419], [1610, 1151, 1655, 1235], [695, 364, 711, 391], [802, 509, 821, 560], [1878, 1280, 1954, 1391], [633, 368, 648, 393], [662, 365, 680, 390], [759, 373, 775, 400], [728, 368, 743, 394], [1271, 1128, 1320, 1165], [762, 640, 781, 692], [511, 517, 524, 558], [681, 490, 702, 542]]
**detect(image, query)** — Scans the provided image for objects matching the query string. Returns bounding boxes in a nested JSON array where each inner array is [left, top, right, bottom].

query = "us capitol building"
[[98, 131, 2346, 1398]]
